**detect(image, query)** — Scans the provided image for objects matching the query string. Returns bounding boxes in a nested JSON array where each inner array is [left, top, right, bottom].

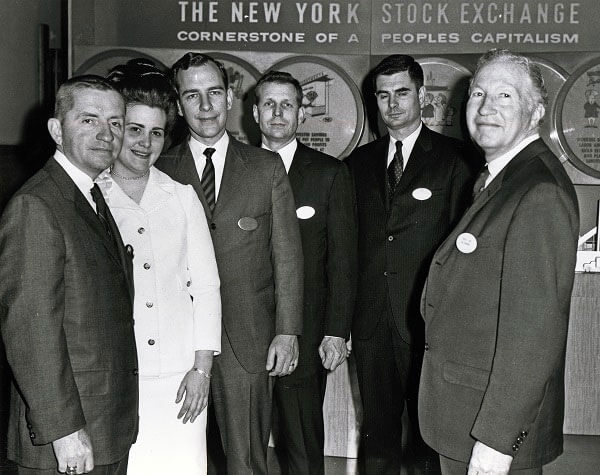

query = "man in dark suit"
[[155, 53, 303, 475], [419, 49, 579, 475], [252, 71, 358, 474], [0, 75, 137, 474], [346, 55, 475, 473]]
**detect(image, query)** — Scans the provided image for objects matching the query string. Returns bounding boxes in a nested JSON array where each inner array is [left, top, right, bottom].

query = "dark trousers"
[[273, 370, 327, 475], [16, 456, 128, 475], [210, 333, 273, 475], [354, 315, 430, 474], [439, 454, 542, 475]]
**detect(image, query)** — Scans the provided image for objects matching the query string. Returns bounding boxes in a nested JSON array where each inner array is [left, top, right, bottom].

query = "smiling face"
[[467, 60, 545, 162], [48, 88, 124, 179], [175, 63, 233, 146], [112, 104, 167, 178], [375, 70, 425, 139], [253, 81, 304, 151]]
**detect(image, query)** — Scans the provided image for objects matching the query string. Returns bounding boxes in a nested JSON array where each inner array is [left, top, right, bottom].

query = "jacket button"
[[424, 343, 430, 351], [132, 369, 138, 375], [516, 437, 523, 444], [186, 281, 191, 287], [383, 271, 388, 276], [138, 227, 145, 234], [146, 302, 153, 308], [143, 263, 151, 270], [210, 223, 216, 230], [29, 432, 36, 439], [148, 339, 155, 346], [520, 430, 528, 437], [388, 235, 394, 241], [512, 444, 519, 452]]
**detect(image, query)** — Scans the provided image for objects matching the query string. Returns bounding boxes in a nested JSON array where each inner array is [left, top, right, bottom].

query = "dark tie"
[[91, 184, 115, 240], [472, 166, 490, 201], [388, 140, 403, 193], [201, 147, 216, 212]]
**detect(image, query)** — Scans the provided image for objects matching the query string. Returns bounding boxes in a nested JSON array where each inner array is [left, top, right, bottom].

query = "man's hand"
[[52, 428, 94, 474], [468, 441, 513, 475], [318, 336, 347, 371], [266, 334, 298, 376], [176, 369, 210, 424]]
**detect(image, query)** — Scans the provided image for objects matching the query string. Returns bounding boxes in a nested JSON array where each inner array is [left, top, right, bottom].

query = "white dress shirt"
[[189, 133, 229, 201], [98, 167, 222, 377], [485, 134, 540, 188], [387, 122, 423, 168], [53, 150, 96, 211], [262, 139, 298, 173]]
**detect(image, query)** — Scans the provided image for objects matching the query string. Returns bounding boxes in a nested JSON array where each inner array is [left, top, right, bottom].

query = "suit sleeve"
[[470, 182, 578, 454], [270, 157, 304, 336], [0, 194, 85, 444], [448, 147, 476, 226], [324, 162, 358, 338], [183, 185, 222, 355]]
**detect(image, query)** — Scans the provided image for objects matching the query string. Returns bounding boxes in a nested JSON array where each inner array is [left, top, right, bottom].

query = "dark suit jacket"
[[281, 141, 357, 383], [418, 139, 579, 468], [346, 126, 475, 344], [0, 158, 138, 469], [155, 135, 303, 373]]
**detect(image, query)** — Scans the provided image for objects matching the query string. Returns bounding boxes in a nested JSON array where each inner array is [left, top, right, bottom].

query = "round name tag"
[[456, 232, 478, 254], [412, 188, 432, 201], [296, 206, 315, 219], [237, 217, 258, 231]]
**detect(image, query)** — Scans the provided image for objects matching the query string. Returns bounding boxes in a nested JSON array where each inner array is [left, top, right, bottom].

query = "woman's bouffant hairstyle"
[[106, 58, 178, 133]]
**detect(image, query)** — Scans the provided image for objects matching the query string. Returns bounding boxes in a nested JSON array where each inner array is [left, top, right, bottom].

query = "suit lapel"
[[213, 137, 248, 218], [393, 127, 433, 197], [288, 142, 311, 191], [175, 141, 212, 219]]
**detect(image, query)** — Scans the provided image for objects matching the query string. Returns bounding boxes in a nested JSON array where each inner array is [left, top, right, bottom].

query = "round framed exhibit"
[[415, 57, 472, 141], [528, 57, 568, 162], [555, 56, 600, 178], [73, 49, 168, 76], [268, 56, 365, 158]]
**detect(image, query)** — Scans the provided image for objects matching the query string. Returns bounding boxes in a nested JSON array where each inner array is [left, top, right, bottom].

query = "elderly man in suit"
[[419, 49, 579, 475], [252, 70, 358, 474], [346, 54, 475, 473], [0, 75, 138, 475], [155, 53, 303, 474]]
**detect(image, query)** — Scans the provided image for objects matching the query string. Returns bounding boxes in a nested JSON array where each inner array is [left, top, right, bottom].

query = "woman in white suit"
[[98, 59, 221, 474]]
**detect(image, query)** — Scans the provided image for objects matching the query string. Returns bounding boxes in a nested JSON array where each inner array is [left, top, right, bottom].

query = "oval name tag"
[[456, 232, 477, 254], [296, 206, 315, 219], [412, 188, 432, 201], [237, 217, 258, 231]]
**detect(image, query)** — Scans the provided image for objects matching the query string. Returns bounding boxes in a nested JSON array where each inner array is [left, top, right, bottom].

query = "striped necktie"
[[201, 147, 216, 211]]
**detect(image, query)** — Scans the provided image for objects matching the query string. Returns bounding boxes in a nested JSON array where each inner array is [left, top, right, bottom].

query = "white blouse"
[[98, 167, 221, 377]]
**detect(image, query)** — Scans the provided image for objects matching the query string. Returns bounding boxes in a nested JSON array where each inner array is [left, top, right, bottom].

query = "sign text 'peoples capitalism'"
[[372, 1, 597, 54]]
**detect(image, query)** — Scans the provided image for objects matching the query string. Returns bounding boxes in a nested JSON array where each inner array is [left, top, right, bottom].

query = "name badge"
[[237, 217, 258, 231], [412, 188, 432, 201], [456, 232, 477, 254], [296, 206, 315, 219]]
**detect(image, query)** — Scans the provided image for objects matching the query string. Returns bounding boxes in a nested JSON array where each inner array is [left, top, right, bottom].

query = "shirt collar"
[[188, 132, 230, 162], [487, 134, 540, 183], [387, 122, 422, 167], [262, 139, 297, 173], [53, 150, 97, 210]]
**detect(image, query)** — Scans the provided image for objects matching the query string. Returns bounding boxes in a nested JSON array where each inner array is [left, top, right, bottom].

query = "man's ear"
[[532, 102, 545, 127], [177, 100, 184, 117], [298, 106, 305, 124], [252, 104, 259, 124], [47, 118, 63, 146], [226, 88, 233, 111], [418, 86, 426, 108]]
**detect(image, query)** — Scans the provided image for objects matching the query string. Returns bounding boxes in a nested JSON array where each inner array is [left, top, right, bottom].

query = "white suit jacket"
[[99, 167, 221, 376]]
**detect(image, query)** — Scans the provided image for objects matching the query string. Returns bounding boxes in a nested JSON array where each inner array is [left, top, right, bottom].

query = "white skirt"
[[127, 372, 207, 474]]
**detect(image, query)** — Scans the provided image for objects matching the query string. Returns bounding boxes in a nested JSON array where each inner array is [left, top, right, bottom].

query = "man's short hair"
[[471, 49, 548, 108], [371, 55, 424, 91], [54, 75, 119, 122], [254, 71, 303, 107], [170, 52, 229, 91]]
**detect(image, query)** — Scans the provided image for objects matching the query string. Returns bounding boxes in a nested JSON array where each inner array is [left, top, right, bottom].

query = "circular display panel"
[[528, 57, 568, 162], [555, 56, 600, 178], [415, 57, 472, 141], [268, 56, 365, 158]]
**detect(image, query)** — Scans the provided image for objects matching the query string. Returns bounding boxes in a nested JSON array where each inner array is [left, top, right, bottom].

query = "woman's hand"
[[175, 369, 210, 424]]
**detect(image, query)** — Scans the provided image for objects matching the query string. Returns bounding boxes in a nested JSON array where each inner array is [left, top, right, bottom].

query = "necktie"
[[91, 184, 115, 240], [472, 166, 490, 201], [201, 147, 216, 212], [388, 140, 403, 193]]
